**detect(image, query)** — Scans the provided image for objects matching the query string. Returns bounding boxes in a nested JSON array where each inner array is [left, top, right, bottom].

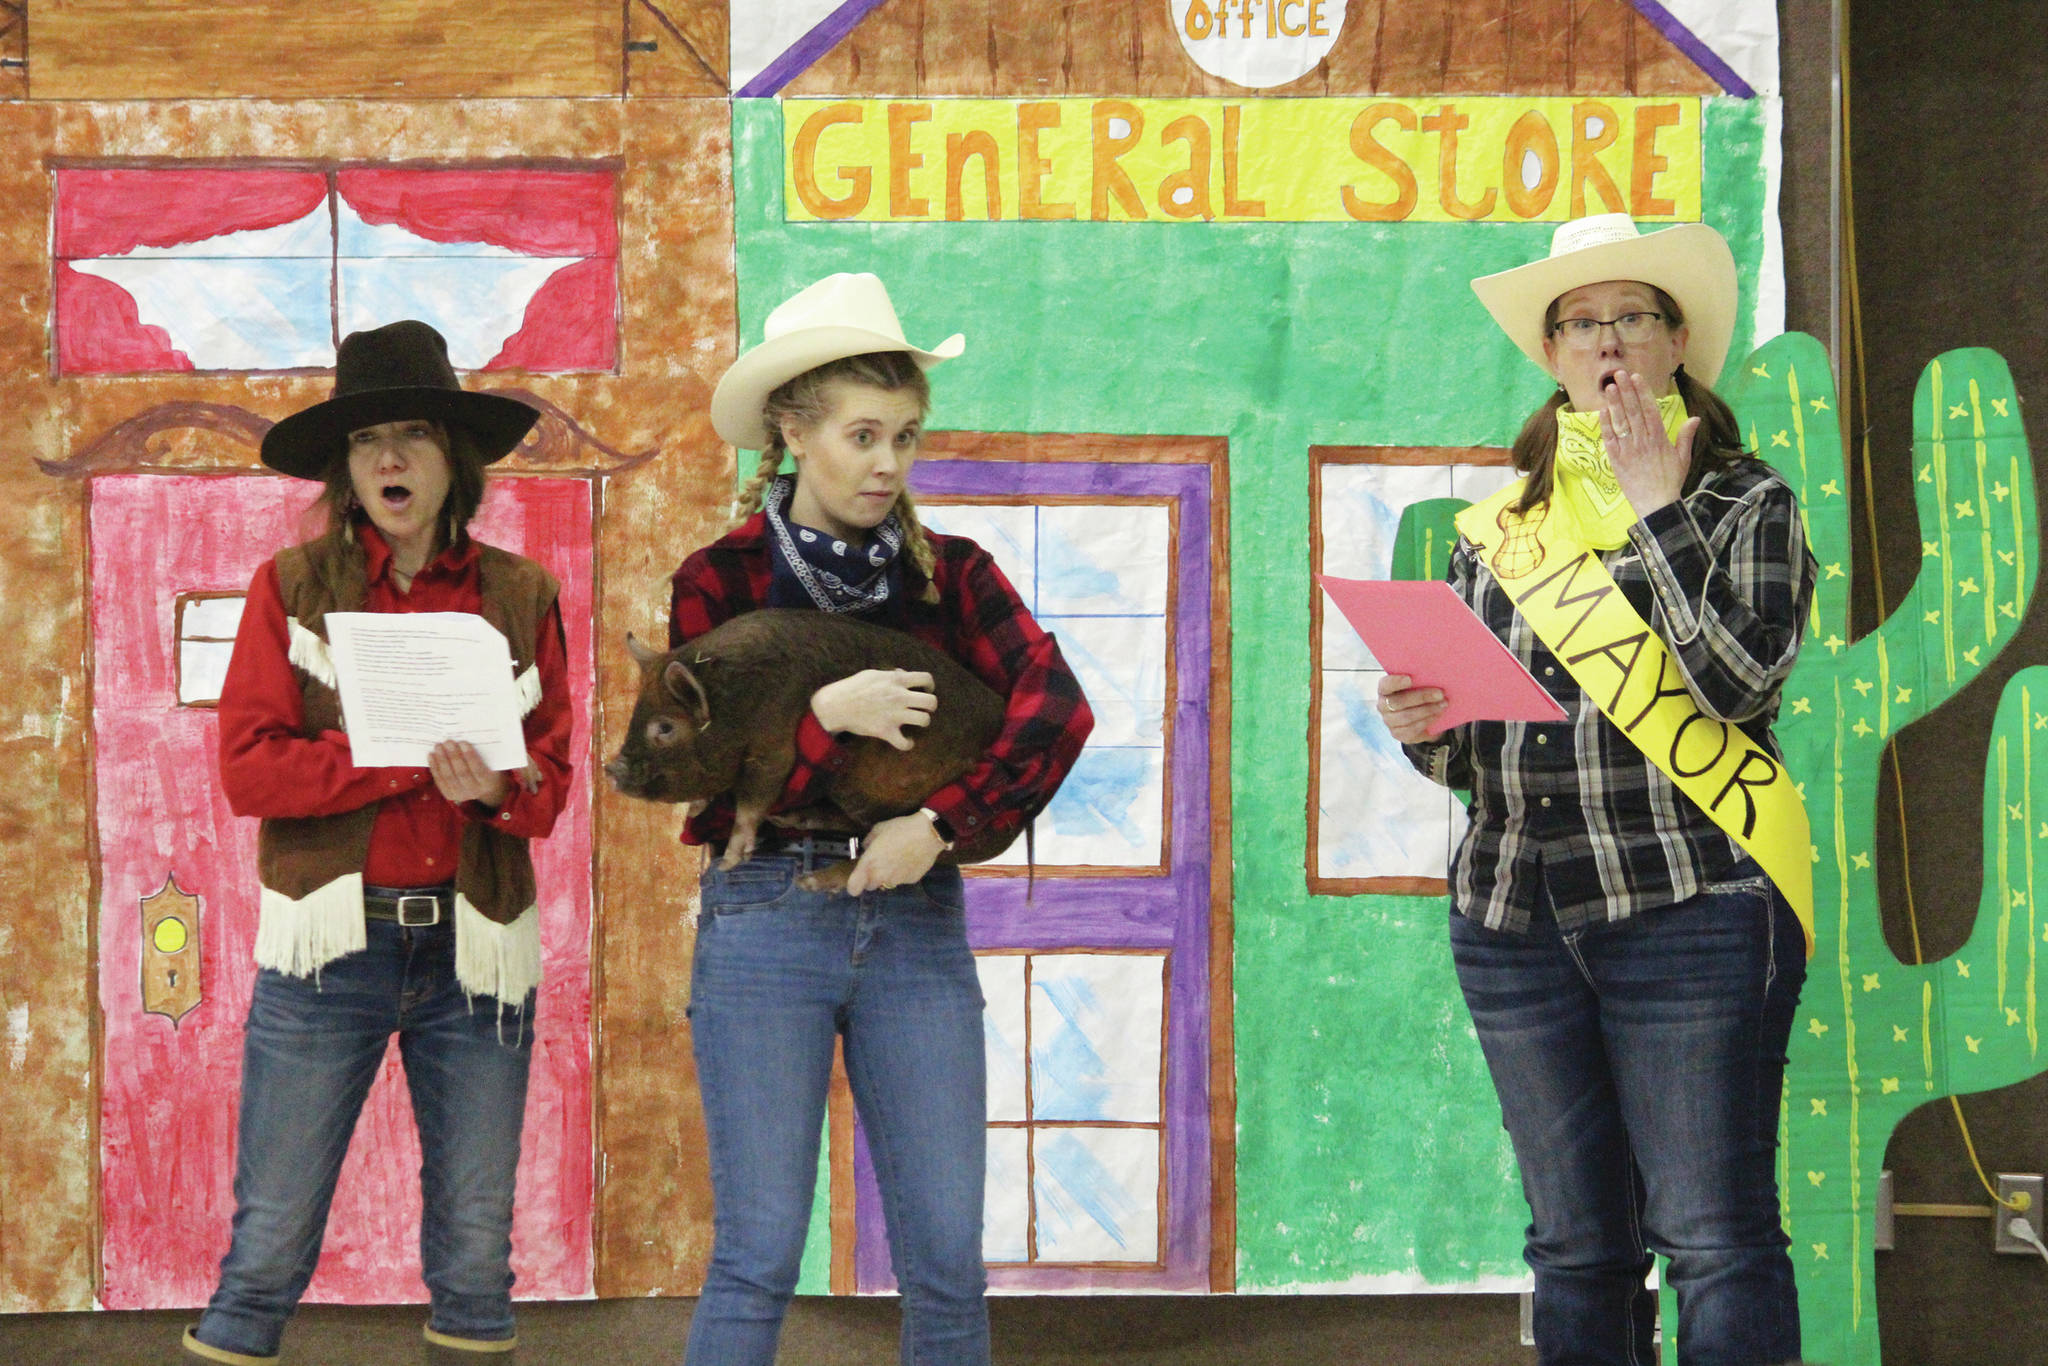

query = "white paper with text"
[[326, 612, 528, 771]]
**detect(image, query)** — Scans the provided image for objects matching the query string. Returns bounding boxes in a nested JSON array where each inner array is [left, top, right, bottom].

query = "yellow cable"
[[1839, 0, 2021, 1213]]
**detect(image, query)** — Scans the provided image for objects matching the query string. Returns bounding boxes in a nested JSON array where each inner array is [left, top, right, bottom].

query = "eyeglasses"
[[1549, 311, 1667, 346]]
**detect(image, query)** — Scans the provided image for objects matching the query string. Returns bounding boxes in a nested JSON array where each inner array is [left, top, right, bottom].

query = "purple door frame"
[[848, 451, 1225, 1293]]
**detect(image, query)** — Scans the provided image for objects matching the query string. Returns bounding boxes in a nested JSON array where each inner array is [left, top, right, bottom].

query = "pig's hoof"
[[797, 861, 856, 895]]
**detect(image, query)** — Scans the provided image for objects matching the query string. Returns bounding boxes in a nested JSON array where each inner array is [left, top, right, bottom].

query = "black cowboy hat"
[[259, 320, 541, 479]]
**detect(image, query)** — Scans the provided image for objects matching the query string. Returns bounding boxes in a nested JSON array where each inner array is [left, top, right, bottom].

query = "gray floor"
[[0, 1294, 1529, 1365]]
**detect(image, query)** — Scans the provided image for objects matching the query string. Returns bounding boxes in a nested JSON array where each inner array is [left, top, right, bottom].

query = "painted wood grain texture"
[[627, 0, 729, 97], [785, 0, 1720, 96], [0, 96, 737, 1309], [589, 98, 736, 1297], [30, 0, 626, 99], [0, 1, 22, 100], [1506, 0, 1575, 92], [0, 101, 95, 1314]]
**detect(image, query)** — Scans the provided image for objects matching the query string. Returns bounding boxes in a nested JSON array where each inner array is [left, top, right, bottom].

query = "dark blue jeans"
[[194, 918, 533, 1358], [685, 855, 989, 1366], [1449, 863, 1805, 1366]]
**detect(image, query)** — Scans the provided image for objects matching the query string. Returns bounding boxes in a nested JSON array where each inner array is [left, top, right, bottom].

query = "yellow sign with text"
[[782, 97, 1700, 225]]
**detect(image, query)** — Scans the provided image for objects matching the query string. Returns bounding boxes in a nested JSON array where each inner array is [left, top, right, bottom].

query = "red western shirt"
[[217, 524, 574, 888], [668, 513, 1094, 849]]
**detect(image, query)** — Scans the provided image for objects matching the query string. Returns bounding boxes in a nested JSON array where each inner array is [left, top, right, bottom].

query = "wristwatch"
[[917, 806, 957, 850]]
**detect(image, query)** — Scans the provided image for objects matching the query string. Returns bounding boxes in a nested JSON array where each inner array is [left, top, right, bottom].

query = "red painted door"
[[93, 472, 595, 1308]]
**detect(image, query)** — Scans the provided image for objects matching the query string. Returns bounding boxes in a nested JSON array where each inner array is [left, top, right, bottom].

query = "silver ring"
[[1614, 425, 1631, 438]]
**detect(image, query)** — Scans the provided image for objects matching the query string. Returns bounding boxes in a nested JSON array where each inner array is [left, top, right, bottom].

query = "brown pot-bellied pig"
[[604, 608, 1017, 890]]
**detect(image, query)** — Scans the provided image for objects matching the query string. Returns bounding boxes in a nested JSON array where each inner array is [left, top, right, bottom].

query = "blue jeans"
[[685, 855, 989, 1366], [1449, 863, 1805, 1366], [194, 918, 533, 1358]]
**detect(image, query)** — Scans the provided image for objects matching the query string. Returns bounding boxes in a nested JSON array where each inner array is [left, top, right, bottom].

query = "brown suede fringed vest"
[[258, 535, 560, 926]]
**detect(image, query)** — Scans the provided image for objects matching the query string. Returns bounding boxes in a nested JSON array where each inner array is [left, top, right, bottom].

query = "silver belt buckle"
[[395, 894, 442, 927]]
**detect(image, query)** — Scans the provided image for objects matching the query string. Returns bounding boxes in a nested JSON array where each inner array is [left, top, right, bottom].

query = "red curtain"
[[55, 169, 327, 257]]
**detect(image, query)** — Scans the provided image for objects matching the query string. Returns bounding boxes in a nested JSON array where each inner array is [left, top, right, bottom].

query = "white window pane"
[[337, 258, 581, 370], [1450, 461, 1520, 504], [978, 955, 1028, 1123], [915, 503, 1037, 612], [983, 1128, 1031, 1262], [68, 258, 334, 370], [1319, 463, 1452, 670], [1032, 1128, 1160, 1263], [1038, 615, 1165, 748], [1036, 505, 1170, 616], [1028, 954, 1164, 1123], [180, 596, 245, 639], [1316, 669, 1465, 880], [985, 745, 1163, 869], [179, 640, 236, 706]]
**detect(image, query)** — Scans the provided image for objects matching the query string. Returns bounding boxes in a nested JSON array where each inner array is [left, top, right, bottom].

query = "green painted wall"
[[733, 96, 1776, 1289]]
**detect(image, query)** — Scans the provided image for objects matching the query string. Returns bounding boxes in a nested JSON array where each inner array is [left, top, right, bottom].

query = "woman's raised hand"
[[1601, 369, 1700, 518], [1377, 673, 1449, 744], [811, 669, 938, 750]]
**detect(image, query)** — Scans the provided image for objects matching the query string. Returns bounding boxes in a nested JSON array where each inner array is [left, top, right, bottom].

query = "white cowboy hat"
[[711, 272, 966, 451], [1470, 214, 1738, 386]]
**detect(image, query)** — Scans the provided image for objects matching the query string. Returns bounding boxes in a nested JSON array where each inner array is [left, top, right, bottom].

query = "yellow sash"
[[1454, 485, 1815, 955]]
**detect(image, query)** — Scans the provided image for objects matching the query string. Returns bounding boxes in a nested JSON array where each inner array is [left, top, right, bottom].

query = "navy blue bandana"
[[764, 475, 908, 621]]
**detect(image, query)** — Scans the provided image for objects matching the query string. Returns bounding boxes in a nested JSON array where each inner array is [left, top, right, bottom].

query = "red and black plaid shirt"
[[668, 513, 1094, 849]]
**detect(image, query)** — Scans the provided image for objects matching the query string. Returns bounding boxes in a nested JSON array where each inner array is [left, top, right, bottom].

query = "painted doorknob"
[[141, 873, 201, 1025]]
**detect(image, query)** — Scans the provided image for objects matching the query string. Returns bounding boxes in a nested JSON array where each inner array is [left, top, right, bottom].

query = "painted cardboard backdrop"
[[36, 4, 2022, 1361]]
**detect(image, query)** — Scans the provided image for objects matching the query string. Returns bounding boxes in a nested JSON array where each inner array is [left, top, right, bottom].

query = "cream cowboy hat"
[[710, 272, 966, 451], [1470, 214, 1738, 386]]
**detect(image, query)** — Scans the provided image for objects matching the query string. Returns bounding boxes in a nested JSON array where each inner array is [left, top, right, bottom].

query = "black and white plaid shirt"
[[1405, 458, 1818, 933]]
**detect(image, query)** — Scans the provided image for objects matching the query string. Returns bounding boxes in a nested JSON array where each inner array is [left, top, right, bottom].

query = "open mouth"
[[379, 484, 414, 513], [1598, 367, 1626, 394]]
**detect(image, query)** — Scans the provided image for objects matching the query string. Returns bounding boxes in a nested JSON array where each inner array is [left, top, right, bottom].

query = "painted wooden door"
[[842, 441, 1230, 1292], [93, 472, 595, 1308]]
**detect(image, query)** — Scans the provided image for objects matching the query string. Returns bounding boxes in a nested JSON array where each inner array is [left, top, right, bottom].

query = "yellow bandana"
[[1548, 392, 1690, 550]]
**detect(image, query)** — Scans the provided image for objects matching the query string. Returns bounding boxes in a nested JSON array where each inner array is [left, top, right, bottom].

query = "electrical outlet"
[[1994, 1173, 2045, 1254]]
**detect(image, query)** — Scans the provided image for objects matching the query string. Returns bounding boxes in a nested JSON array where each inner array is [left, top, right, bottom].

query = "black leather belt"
[[363, 884, 454, 927], [737, 831, 861, 861]]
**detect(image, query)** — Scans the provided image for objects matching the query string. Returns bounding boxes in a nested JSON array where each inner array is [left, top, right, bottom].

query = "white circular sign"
[[1169, 0, 1346, 89]]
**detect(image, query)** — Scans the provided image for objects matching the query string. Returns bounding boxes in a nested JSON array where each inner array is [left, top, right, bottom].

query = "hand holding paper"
[[1319, 576, 1567, 735], [325, 612, 530, 771]]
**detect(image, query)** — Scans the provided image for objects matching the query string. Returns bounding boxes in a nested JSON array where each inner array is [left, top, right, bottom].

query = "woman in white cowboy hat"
[[670, 272, 1092, 1365], [185, 321, 574, 1365], [1378, 216, 1817, 1365]]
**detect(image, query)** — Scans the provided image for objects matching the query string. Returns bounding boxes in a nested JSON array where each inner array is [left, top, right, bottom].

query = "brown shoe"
[[181, 1326, 280, 1365], [423, 1323, 518, 1353]]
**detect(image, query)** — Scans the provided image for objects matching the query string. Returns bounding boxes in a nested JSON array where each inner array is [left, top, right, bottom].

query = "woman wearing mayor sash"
[[1378, 214, 1818, 1366]]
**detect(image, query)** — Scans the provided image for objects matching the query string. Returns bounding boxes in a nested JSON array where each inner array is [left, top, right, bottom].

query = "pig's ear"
[[662, 660, 712, 730], [626, 632, 661, 669]]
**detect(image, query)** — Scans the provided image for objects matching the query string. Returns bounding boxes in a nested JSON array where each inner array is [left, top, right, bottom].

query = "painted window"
[[920, 499, 1173, 871], [55, 166, 617, 374], [978, 950, 1167, 1265], [1309, 448, 1517, 893], [174, 592, 245, 707]]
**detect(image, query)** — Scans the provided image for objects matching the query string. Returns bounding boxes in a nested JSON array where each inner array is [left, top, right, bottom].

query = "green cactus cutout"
[[1725, 333, 2038, 1366], [1387, 334, 2036, 1363], [1390, 496, 1468, 582]]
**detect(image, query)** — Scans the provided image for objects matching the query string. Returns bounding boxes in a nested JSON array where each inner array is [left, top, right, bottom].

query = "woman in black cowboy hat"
[[183, 321, 575, 1365]]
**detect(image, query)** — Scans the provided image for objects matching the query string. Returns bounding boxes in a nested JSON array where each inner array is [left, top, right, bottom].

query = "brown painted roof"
[[786, 0, 1723, 99]]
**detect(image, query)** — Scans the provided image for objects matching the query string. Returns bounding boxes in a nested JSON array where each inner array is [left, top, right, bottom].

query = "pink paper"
[[1319, 576, 1567, 733]]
